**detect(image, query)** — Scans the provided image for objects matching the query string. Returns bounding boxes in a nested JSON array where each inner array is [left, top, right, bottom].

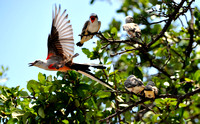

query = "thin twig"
[[110, 48, 138, 57]]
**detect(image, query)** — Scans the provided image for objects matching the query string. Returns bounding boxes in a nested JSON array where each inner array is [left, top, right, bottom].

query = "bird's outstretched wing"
[[47, 5, 74, 60]]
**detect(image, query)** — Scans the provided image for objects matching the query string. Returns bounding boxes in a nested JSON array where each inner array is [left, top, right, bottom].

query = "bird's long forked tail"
[[77, 70, 114, 91]]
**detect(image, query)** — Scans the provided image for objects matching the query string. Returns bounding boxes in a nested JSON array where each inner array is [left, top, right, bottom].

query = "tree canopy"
[[1, 0, 200, 123]]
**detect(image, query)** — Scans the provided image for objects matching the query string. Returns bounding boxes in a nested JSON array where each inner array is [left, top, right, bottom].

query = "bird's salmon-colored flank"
[[46, 53, 54, 60], [48, 64, 71, 71]]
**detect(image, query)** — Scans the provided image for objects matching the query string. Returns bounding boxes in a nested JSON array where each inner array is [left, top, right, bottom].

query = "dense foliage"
[[1, 0, 200, 123]]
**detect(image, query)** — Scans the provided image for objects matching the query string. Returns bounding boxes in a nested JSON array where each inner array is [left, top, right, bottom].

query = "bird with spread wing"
[[29, 5, 113, 90]]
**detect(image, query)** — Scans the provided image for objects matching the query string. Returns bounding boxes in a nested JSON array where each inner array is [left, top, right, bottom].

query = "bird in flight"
[[29, 5, 113, 90], [76, 13, 101, 47]]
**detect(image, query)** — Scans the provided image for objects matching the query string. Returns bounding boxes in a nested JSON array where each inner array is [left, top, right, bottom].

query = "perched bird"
[[123, 16, 141, 38], [124, 75, 145, 94], [144, 81, 158, 99], [29, 5, 113, 90], [76, 13, 101, 47]]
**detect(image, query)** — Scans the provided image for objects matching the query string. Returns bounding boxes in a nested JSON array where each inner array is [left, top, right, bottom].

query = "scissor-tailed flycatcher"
[[124, 75, 144, 94], [123, 16, 141, 38], [144, 81, 158, 98], [76, 13, 101, 47], [29, 5, 113, 90]]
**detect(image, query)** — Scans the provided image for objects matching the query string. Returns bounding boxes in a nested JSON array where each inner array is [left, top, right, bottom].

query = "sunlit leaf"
[[12, 109, 25, 118], [38, 72, 46, 84], [111, 27, 118, 39], [82, 48, 91, 58], [193, 70, 200, 81], [96, 90, 111, 98], [27, 80, 40, 93], [179, 103, 187, 108], [62, 120, 69, 124]]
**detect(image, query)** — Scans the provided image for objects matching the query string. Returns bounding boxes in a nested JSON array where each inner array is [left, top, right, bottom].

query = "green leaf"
[[104, 56, 109, 64], [91, 97, 98, 109], [47, 75, 52, 82], [152, 114, 160, 123], [27, 80, 40, 93], [75, 99, 80, 107], [62, 120, 69, 124], [111, 27, 118, 38], [193, 70, 200, 81], [19, 91, 29, 97], [12, 109, 25, 118], [184, 78, 192, 82], [38, 107, 45, 118], [22, 112, 32, 124], [107, 61, 112, 65], [179, 103, 187, 108], [133, 67, 143, 80], [7, 118, 18, 124], [82, 48, 91, 58], [90, 0, 95, 4], [96, 90, 111, 98], [38, 72, 46, 84], [149, 0, 158, 5], [154, 98, 163, 107], [0, 94, 7, 101], [1, 66, 5, 71]]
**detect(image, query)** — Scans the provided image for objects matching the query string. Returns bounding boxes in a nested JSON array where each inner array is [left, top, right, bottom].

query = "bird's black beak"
[[28, 62, 34, 67]]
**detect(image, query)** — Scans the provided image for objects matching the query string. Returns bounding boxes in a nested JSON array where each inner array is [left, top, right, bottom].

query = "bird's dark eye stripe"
[[35, 60, 39, 63]]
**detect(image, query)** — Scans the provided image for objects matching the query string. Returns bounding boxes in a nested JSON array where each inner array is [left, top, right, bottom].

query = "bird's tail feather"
[[71, 63, 106, 71], [77, 70, 114, 91]]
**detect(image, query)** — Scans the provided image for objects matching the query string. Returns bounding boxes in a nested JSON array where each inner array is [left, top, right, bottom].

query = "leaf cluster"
[[1, 0, 200, 123]]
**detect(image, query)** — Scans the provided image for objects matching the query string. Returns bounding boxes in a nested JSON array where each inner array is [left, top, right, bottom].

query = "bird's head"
[[29, 60, 47, 68], [147, 81, 155, 86], [90, 13, 98, 23], [125, 16, 134, 23]]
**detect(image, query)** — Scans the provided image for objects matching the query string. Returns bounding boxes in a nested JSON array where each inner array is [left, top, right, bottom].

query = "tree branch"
[[183, 7, 195, 69], [147, 0, 187, 47], [176, 87, 200, 109], [100, 87, 200, 122]]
